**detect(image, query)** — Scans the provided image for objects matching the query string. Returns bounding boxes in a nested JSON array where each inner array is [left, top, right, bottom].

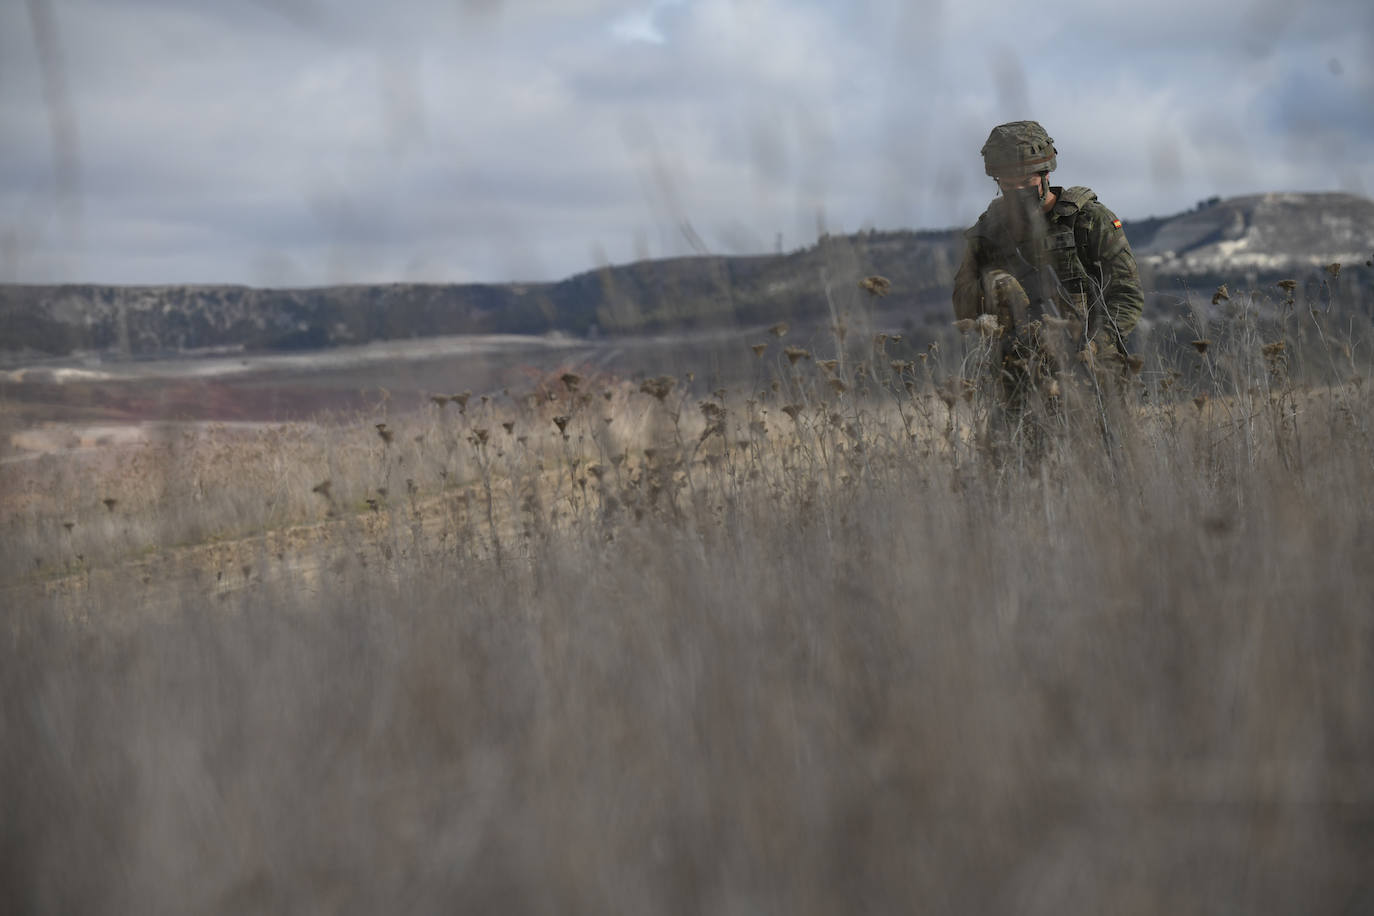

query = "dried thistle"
[[1191, 339, 1210, 355], [975, 314, 1001, 338], [552, 415, 570, 433], [375, 423, 394, 444], [954, 318, 976, 333], [699, 400, 725, 419], [769, 322, 789, 337], [639, 376, 676, 401], [1211, 285, 1230, 305], [471, 428, 490, 445], [784, 346, 812, 365], [781, 404, 803, 421], [561, 372, 582, 391], [102, 497, 117, 512], [452, 392, 471, 411], [751, 343, 767, 358], [62, 521, 75, 532], [1276, 279, 1298, 293], [817, 359, 839, 373], [1193, 394, 1209, 411], [430, 395, 450, 407], [1325, 262, 1341, 279], [502, 421, 515, 434], [828, 378, 847, 394]]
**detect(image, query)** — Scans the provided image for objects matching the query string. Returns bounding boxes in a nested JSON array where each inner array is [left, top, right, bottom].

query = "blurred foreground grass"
[[3, 293, 1374, 913]]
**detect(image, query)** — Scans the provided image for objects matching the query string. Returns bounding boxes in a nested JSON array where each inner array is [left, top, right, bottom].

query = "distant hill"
[[3, 192, 1372, 359]]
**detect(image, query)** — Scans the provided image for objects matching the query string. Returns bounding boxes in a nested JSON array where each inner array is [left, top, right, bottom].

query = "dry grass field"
[[4, 292, 1374, 913]]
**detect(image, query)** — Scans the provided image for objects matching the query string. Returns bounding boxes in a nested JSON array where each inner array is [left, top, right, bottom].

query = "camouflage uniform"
[[952, 185, 1144, 355], [951, 122, 1144, 455]]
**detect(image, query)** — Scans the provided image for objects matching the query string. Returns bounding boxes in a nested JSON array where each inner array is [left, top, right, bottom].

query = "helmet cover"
[[981, 120, 1057, 177]]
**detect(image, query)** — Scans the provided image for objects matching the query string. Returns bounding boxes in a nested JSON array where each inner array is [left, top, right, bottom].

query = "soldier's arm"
[[952, 238, 986, 321], [1079, 202, 1144, 346]]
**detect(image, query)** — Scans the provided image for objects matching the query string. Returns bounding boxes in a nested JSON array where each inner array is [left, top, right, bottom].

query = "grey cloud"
[[3, 0, 1372, 285]]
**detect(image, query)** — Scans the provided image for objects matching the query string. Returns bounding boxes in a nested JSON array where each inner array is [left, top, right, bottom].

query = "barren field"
[[4, 311, 1374, 913]]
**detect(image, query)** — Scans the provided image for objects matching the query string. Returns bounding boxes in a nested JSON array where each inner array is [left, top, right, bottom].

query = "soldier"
[[952, 121, 1144, 388]]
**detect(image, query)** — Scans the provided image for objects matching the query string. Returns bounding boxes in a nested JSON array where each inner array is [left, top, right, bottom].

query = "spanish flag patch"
[[1112, 218, 1123, 229]]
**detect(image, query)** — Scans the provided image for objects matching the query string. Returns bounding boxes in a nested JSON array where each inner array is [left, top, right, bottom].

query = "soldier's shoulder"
[[965, 200, 1004, 239], [1052, 185, 1098, 216]]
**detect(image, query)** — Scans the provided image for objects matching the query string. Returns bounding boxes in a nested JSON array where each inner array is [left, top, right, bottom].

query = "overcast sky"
[[2, 0, 1372, 286]]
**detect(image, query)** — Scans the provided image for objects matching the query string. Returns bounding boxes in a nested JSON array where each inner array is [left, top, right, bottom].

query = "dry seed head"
[[1326, 262, 1341, 278], [472, 428, 490, 445], [781, 404, 803, 421], [560, 372, 582, 391], [1193, 394, 1209, 410], [751, 343, 768, 357], [502, 421, 515, 434], [1212, 285, 1230, 305], [769, 322, 789, 337], [453, 392, 471, 410], [858, 275, 891, 297], [1192, 339, 1210, 355], [63, 521, 75, 531], [311, 479, 333, 497], [784, 346, 811, 365], [430, 395, 450, 407], [828, 378, 847, 394], [103, 497, 117, 511], [1277, 278, 1298, 292], [954, 318, 976, 333], [975, 314, 1001, 338], [552, 415, 570, 433], [639, 376, 676, 400], [818, 359, 839, 372]]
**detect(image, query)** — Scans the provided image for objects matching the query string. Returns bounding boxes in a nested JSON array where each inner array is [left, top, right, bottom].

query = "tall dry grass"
[[4, 282, 1374, 913]]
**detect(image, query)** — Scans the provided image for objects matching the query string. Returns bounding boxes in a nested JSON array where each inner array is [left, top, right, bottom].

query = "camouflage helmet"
[[980, 120, 1057, 177]]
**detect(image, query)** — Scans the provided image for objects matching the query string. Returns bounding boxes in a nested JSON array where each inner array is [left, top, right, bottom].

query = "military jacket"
[[952, 186, 1144, 349]]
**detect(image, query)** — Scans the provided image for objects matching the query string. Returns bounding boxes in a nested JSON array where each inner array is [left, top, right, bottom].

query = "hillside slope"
[[3, 192, 1371, 359]]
